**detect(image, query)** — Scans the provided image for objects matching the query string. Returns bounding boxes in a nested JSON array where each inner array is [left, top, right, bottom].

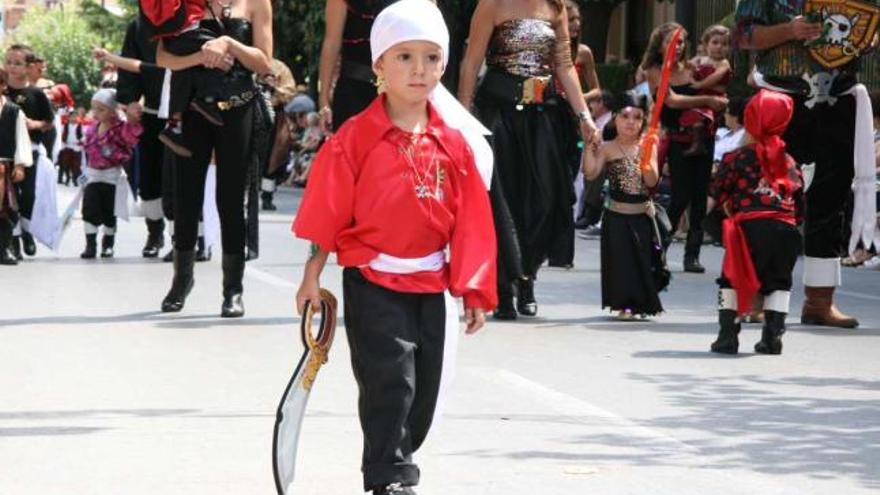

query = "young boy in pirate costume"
[[0, 67, 34, 265], [735, 0, 879, 328], [293, 1, 496, 493], [710, 90, 804, 355], [80, 89, 143, 259], [4, 44, 55, 260]]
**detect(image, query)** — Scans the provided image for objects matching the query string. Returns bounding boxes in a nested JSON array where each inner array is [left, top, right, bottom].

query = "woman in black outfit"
[[317, 0, 400, 131], [641, 23, 727, 273], [156, 0, 273, 317], [458, 0, 598, 319]]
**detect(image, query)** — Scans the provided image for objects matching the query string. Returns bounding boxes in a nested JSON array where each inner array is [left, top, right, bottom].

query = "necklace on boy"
[[399, 134, 441, 200]]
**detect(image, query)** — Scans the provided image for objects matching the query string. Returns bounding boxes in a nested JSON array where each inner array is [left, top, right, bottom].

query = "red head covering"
[[50, 84, 75, 109], [744, 90, 794, 191]]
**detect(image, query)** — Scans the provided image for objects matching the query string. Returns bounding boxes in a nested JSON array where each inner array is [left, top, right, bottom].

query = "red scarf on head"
[[744, 90, 794, 192]]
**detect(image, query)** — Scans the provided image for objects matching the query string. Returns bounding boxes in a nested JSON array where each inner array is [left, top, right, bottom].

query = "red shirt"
[[293, 96, 497, 311], [140, 0, 205, 37], [709, 144, 804, 224]]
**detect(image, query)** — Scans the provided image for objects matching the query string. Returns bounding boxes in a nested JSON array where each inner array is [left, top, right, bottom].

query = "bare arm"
[[318, 0, 347, 115], [156, 40, 206, 71], [553, 9, 590, 119], [458, 0, 496, 109], [646, 67, 727, 111], [296, 248, 330, 315], [581, 142, 606, 180], [738, 16, 820, 50], [691, 60, 731, 90], [94, 48, 143, 74], [210, 0, 272, 74], [578, 44, 601, 100]]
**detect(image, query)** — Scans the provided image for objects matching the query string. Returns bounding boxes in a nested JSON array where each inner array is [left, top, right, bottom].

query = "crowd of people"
[[0, 1, 878, 493]]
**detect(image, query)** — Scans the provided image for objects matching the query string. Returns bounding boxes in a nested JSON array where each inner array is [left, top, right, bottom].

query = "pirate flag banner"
[[806, 0, 880, 69], [272, 289, 338, 495]]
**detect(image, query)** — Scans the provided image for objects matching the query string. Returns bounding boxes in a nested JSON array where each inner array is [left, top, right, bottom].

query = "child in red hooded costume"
[[709, 90, 804, 356]]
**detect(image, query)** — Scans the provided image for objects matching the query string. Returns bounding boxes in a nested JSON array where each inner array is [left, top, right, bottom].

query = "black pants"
[[342, 268, 446, 491], [785, 94, 855, 258], [139, 113, 166, 202], [718, 219, 801, 293], [82, 182, 117, 229], [331, 77, 378, 131], [666, 140, 712, 258], [173, 101, 253, 254], [165, 30, 225, 116], [14, 151, 39, 222]]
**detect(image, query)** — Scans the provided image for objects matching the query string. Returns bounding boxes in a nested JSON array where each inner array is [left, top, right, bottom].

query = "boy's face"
[[375, 41, 444, 105], [5, 50, 29, 83]]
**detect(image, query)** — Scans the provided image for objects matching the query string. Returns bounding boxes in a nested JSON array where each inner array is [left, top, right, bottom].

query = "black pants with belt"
[[342, 268, 446, 491], [173, 101, 253, 254], [665, 140, 713, 259]]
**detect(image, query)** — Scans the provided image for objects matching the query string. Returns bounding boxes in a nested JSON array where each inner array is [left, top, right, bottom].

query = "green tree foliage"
[[78, 0, 137, 52], [9, 6, 106, 106]]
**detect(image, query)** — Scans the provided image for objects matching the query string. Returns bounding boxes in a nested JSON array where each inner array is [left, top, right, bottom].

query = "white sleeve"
[[14, 111, 33, 167]]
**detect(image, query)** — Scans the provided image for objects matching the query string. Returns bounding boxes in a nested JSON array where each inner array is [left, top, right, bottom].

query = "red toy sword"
[[640, 27, 684, 173]]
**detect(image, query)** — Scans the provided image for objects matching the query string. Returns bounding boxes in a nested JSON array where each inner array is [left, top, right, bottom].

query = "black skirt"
[[600, 210, 663, 316], [475, 76, 576, 279]]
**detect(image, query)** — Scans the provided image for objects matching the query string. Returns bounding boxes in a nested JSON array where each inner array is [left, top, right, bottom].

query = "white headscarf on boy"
[[370, 0, 493, 189]]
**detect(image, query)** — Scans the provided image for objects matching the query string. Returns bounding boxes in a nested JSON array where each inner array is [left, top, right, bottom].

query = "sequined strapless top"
[[607, 157, 648, 201], [486, 19, 556, 78]]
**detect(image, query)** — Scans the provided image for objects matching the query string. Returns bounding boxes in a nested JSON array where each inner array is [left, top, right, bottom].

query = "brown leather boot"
[[800, 287, 859, 328]]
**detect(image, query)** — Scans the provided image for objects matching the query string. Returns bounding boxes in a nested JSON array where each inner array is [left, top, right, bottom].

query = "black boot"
[[21, 231, 36, 256], [516, 277, 538, 316], [710, 309, 741, 354], [161, 250, 196, 312], [0, 229, 17, 265], [80, 234, 97, 259], [755, 310, 785, 355], [261, 191, 277, 211], [142, 219, 165, 258], [195, 236, 212, 262], [10, 236, 22, 261], [493, 282, 517, 320], [221, 253, 245, 318], [101, 234, 115, 258], [683, 255, 705, 273]]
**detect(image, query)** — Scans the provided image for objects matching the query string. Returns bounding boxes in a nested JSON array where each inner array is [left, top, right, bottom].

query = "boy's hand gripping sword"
[[272, 289, 338, 495]]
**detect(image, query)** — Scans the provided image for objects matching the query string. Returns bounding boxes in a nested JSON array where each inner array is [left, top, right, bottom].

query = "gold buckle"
[[217, 101, 231, 111]]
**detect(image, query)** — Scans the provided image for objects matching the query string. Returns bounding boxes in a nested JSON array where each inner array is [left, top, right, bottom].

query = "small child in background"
[[681, 25, 732, 157], [80, 89, 143, 259]]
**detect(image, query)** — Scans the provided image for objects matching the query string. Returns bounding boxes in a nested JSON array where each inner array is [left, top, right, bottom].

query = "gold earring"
[[375, 74, 386, 94]]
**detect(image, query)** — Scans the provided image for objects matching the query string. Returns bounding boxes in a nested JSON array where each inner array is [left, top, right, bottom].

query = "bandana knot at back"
[[370, 0, 493, 189], [744, 89, 795, 193]]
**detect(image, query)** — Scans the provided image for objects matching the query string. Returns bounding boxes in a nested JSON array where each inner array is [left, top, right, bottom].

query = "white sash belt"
[[368, 250, 446, 274]]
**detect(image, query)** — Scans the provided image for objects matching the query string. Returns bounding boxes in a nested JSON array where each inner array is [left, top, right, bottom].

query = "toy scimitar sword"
[[272, 289, 338, 495]]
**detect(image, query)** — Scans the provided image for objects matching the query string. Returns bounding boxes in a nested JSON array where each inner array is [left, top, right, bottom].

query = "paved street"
[[2, 185, 879, 495]]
